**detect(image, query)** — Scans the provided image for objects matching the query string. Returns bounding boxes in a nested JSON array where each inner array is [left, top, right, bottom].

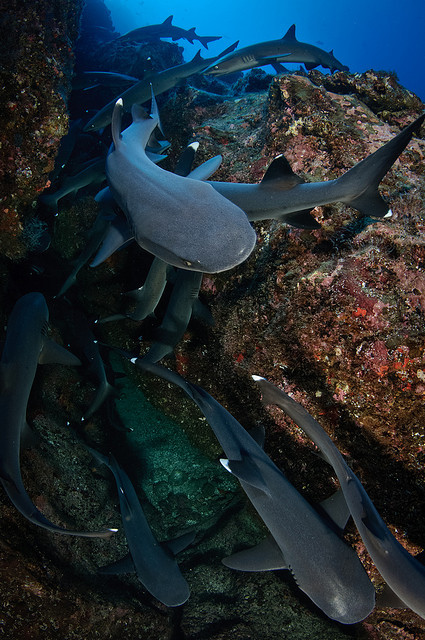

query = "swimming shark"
[[253, 376, 425, 620], [105, 97, 256, 272], [56, 187, 116, 298], [0, 292, 116, 538], [208, 114, 425, 227], [141, 270, 203, 363], [115, 15, 221, 49], [86, 446, 193, 606], [204, 24, 348, 76], [40, 158, 106, 213], [83, 42, 239, 132], [72, 71, 140, 91], [122, 359, 375, 623]]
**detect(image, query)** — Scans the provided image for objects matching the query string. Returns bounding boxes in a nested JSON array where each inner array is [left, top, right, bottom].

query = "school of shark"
[[2, 9, 425, 630]]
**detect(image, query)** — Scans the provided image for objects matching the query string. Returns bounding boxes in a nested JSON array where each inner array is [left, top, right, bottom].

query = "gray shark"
[[40, 158, 106, 212], [83, 42, 238, 132], [86, 446, 192, 606], [72, 71, 140, 91], [204, 24, 348, 76], [56, 187, 116, 298], [254, 376, 425, 620], [0, 293, 116, 538], [124, 359, 375, 623], [105, 98, 256, 272], [98, 256, 172, 324], [208, 115, 425, 227], [115, 14, 221, 49], [141, 270, 203, 363]]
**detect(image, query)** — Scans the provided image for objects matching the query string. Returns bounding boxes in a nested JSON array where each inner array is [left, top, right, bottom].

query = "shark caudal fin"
[[337, 114, 424, 217]]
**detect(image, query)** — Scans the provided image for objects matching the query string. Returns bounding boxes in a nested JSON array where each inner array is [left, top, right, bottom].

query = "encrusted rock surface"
[[0, 0, 83, 259], [1, 37, 425, 640]]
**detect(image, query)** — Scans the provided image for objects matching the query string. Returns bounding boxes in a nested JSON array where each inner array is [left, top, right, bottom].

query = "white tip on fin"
[[189, 141, 200, 151], [252, 375, 266, 381]]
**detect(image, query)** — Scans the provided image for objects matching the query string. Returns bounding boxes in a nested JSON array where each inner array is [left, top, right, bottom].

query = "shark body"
[[115, 15, 221, 49], [0, 293, 115, 538], [254, 376, 425, 620], [105, 99, 256, 272], [126, 360, 375, 624], [208, 115, 425, 227], [204, 24, 348, 76], [87, 446, 192, 606]]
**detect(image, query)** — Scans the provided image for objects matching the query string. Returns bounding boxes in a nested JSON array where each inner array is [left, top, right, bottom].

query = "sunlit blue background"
[[104, 0, 425, 101]]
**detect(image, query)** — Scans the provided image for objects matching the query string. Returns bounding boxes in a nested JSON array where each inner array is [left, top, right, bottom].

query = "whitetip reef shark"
[[208, 114, 425, 227], [204, 24, 348, 76], [86, 446, 193, 606], [105, 97, 256, 272], [0, 292, 116, 538], [115, 15, 221, 50], [120, 357, 375, 623], [253, 376, 425, 620]]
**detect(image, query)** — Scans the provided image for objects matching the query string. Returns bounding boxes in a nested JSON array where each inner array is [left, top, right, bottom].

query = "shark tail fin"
[[198, 34, 222, 49], [337, 114, 424, 217]]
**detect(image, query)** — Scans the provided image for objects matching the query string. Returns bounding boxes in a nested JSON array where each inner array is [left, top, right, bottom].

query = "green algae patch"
[[112, 363, 240, 538]]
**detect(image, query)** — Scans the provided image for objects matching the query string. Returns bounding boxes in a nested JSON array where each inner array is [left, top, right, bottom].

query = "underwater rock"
[[2, 58, 425, 639], [0, 0, 83, 261]]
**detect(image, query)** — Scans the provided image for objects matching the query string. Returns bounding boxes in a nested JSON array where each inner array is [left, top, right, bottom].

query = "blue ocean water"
[[104, 0, 425, 101]]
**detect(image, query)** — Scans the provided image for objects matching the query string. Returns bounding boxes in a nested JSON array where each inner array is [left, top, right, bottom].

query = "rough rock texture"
[[0, 0, 83, 260], [1, 57, 425, 640]]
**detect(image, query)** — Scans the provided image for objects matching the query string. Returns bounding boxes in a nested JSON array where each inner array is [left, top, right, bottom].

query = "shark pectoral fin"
[[220, 457, 271, 496], [164, 530, 196, 556], [304, 62, 319, 71], [282, 210, 321, 229], [261, 155, 304, 188], [248, 425, 266, 449], [319, 487, 351, 531], [98, 553, 135, 575], [376, 583, 408, 610], [39, 338, 81, 366], [223, 535, 287, 572], [90, 219, 134, 267]]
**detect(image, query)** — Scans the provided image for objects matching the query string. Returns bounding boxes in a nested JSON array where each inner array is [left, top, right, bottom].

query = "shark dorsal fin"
[[329, 49, 334, 55], [191, 49, 203, 62], [282, 24, 297, 41], [163, 15, 173, 26], [111, 98, 123, 148], [220, 456, 271, 496], [261, 155, 304, 189]]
